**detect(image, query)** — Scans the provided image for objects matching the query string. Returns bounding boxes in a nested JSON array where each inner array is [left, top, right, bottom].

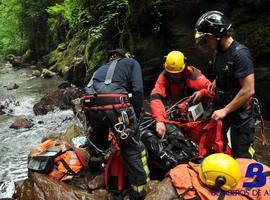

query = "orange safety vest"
[[168, 159, 270, 200], [30, 139, 83, 181]]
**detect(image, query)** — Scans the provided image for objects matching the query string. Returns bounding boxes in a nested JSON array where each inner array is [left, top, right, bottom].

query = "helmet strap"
[[217, 39, 223, 51]]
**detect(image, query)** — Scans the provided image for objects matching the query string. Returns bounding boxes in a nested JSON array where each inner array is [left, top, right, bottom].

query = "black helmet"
[[195, 11, 232, 44], [108, 48, 134, 60], [108, 48, 127, 58]]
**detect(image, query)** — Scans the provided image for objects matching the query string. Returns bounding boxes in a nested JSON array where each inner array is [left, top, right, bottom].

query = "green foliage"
[[88, 0, 129, 40], [18, 0, 57, 59], [47, 0, 91, 35], [0, 0, 23, 57], [152, 0, 164, 33], [64, 0, 91, 31], [46, 3, 68, 45]]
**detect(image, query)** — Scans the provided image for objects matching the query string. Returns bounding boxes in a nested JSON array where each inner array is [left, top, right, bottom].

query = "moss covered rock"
[[48, 37, 87, 86]]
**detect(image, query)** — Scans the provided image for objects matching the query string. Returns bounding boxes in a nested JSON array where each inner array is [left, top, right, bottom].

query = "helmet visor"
[[194, 29, 210, 44]]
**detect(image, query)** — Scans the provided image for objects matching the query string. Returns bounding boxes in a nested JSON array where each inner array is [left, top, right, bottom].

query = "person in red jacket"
[[150, 50, 213, 138]]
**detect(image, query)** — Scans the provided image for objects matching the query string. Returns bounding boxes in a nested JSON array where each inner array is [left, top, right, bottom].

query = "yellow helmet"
[[198, 153, 242, 191], [164, 51, 186, 73]]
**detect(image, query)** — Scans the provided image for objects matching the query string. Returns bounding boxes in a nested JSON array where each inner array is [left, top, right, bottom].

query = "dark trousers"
[[85, 106, 149, 196], [229, 118, 255, 159]]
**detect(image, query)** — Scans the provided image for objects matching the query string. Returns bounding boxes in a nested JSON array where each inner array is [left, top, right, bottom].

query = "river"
[[0, 63, 76, 184]]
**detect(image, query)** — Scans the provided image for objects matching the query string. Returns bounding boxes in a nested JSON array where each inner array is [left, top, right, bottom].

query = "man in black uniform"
[[83, 49, 149, 199], [195, 11, 255, 158]]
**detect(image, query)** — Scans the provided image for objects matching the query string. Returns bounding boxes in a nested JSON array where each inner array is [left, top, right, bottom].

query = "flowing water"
[[0, 63, 76, 188]]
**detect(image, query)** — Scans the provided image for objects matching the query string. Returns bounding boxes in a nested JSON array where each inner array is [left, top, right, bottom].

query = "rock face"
[[33, 87, 83, 115], [9, 118, 33, 129], [48, 37, 87, 87]]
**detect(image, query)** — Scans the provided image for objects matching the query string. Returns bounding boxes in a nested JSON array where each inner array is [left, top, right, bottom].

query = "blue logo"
[[243, 163, 266, 188]]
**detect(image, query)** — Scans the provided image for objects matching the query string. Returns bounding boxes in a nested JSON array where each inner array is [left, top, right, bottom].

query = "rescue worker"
[[195, 11, 255, 158], [150, 50, 212, 138], [83, 49, 149, 199]]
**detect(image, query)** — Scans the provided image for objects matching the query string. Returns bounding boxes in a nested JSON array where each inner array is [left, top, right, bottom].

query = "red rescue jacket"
[[150, 66, 213, 122]]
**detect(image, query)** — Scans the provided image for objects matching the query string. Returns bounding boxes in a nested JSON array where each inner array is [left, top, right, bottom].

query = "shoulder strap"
[[87, 71, 96, 87], [104, 58, 120, 85], [86, 58, 121, 87]]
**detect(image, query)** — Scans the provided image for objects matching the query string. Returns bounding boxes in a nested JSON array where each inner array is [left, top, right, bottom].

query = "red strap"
[[84, 103, 131, 110], [84, 94, 128, 98]]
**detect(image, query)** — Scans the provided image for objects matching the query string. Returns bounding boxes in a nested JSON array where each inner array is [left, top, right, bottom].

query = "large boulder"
[[9, 118, 33, 129], [6, 54, 26, 69], [145, 178, 177, 200], [33, 87, 83, 115], [13, 172, 108, 200], [41, 69, 57, 78]]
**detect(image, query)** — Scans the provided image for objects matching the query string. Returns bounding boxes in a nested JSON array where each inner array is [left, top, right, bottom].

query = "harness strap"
[[84, 103, 131, 110], [60, 159, 77, 175]]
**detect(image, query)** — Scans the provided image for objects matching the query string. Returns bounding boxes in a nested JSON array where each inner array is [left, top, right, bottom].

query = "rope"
[[140, 97, 191, 131]]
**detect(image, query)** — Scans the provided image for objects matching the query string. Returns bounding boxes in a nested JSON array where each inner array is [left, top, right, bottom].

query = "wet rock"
[[13, 172, 108, 200], [87, 173, 105, 191], [6, 54, 26, 68], [0, 104, 5, 115], [41, 68, 57, 78], [58, 81, 71, 89], [33, 87, 83, 115], [9, 118, 33, 129], [31, 70, 41, 77], [0, 181, 16, 199], [7, 83, 19, 90], [0, 97, 19, 114], [145, 178, 177, 200]]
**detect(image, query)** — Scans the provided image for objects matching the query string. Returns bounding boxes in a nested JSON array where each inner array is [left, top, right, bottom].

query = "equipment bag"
[[164, 119, 232, 156], [28, 139, 83, 180]]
